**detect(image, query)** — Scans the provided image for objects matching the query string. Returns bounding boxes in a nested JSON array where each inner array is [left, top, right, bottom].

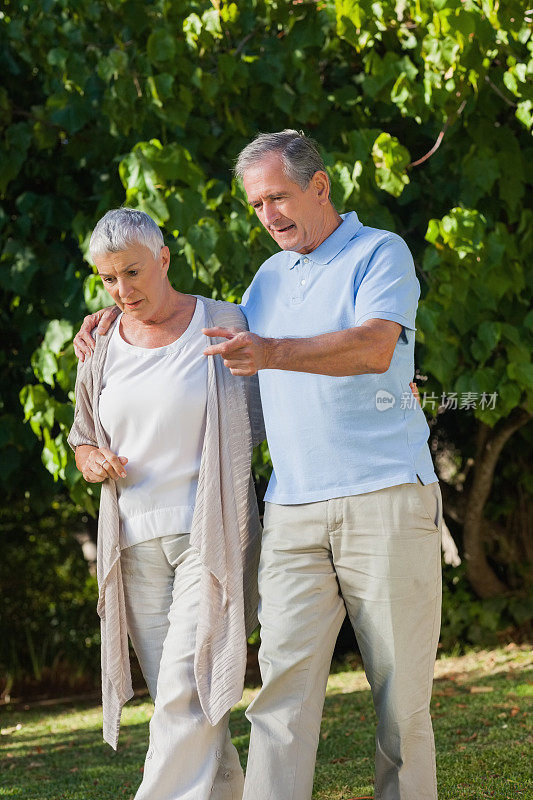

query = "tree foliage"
[[1, 0, 531, 597]]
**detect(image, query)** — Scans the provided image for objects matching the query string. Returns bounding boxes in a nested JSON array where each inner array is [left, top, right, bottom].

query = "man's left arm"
[[202, 319, 402, 377]]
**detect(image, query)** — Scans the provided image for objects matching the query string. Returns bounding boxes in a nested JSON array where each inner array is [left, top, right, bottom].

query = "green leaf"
[[516, 100, 533, 130], [147, 29, 177, 63], [273, 84, 296, 114], [0, 123, 32, 193], [31, 348, 57, 388], [183, 13, 203, 47], [507, 362, 533, 392], [372, 132, 410, 197], [84, 273, 112, 314], [0, 242, 39, 293], [329, 163, 354, 208], [167, 189, 206, 235], [186, 219, 219, 264], [43, 320, 74, 354], [471, 321, 501, 363], [97, 49, 128, 82], [47, 48, 68, 68], [460, 146, 500, 206]]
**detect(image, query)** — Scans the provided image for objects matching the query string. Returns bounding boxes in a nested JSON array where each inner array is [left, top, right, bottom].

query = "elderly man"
[[74, 130, 442, 800]]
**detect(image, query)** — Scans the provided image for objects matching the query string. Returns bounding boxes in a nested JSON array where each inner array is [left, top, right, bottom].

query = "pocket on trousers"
[[413, 479, 442, 531]]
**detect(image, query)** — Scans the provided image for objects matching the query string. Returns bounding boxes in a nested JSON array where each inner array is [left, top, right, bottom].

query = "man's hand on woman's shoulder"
[[73, 306, 120, 361]]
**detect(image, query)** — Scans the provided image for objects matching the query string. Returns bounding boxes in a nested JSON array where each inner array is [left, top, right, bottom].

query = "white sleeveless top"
[[99, 299, 207, 549]]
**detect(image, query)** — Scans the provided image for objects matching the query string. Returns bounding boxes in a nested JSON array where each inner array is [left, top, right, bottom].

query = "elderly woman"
[[68, 207, 264, 800]]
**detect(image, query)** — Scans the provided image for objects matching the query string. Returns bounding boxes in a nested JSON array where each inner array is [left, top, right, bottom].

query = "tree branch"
[[484, 75, 517, 107], [12, 108, 59, 128], [409, 100, 467, 168], [234, 31, 255, 56], [463, 408, 532, 598]]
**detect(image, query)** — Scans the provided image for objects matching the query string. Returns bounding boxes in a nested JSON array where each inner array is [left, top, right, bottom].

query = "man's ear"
[[312, 170, 331, 204]]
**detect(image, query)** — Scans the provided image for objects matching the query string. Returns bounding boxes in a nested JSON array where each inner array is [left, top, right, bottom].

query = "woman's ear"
[[160, 245, 171, 276]]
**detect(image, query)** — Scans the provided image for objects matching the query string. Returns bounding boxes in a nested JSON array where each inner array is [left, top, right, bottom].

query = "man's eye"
[[103, 277, 114, 283], [128, 270, 138, 276]]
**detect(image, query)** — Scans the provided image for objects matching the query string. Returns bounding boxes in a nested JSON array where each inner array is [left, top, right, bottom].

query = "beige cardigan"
[[68, 298, 264, 749]]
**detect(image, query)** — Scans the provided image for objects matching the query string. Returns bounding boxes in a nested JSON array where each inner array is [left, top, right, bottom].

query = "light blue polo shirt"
[[241, 211, 437, 505]]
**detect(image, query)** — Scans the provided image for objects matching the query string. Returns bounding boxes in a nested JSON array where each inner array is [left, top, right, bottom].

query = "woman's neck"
[[120, 291, 198, 348]]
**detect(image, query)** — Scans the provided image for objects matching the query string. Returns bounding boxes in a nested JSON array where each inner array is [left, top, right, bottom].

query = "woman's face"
[[94, 242, 171, 322]]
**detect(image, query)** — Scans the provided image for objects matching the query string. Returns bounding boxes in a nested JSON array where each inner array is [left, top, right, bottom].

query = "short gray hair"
[[235, 129, 327, 191], [89, 208, 164, 262]]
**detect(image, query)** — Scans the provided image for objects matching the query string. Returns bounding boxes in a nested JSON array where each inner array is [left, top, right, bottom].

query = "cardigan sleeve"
[[244, 374, 265, 448], [208, 300, 265, 446], [67, 357, 98, 451]]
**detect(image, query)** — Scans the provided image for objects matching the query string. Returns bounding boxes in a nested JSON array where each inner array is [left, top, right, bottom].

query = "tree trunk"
[[463, 408, 531, 598]]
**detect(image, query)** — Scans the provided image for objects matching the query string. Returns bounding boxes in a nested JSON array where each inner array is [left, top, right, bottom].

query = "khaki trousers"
[[121, 534, 244, 800], [243, 481, 442, 800]]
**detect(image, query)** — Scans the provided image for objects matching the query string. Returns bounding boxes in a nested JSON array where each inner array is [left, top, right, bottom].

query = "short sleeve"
[[354, 235, 420, 331], [240, 285, 251, 307], [239, 283, 252, 320]]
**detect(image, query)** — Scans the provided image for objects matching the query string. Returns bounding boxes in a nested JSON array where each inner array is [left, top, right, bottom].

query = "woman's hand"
[[76, 445, 128, 483], [73, 306, 120, 362]]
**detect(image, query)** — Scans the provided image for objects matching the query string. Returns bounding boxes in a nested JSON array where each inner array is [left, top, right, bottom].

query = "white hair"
[[89, 208, 164, 261], [234, 129, 327, 190]]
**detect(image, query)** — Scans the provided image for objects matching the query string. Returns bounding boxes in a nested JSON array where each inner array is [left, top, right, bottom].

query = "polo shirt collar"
[[287, 211, 363, 269]]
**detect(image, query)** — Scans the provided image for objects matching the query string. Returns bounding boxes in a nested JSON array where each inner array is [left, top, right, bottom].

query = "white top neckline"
[[114, 297, 202, 358]]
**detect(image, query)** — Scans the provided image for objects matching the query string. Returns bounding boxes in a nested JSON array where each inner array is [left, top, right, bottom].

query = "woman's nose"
[[117, 279, 132, 299]]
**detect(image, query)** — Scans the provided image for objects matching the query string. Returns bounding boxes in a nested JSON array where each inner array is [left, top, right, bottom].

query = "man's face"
[[243, 153, 329, 254]]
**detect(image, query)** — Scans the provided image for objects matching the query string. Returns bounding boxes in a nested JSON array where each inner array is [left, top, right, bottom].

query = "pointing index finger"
[[202, 327, 236, 340], [203, 327, 241, 357]]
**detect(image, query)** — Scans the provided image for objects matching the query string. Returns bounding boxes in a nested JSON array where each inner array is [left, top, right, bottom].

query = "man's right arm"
[[73, 306, 120, 361]]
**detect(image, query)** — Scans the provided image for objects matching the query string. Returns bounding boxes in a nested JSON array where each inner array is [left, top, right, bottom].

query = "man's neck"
[[299, 208, 343, 255]]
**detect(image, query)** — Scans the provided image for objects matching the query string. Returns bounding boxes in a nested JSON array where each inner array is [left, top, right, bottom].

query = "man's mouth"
[[124, 299, 142, 308], [272, 224, 295, 234]]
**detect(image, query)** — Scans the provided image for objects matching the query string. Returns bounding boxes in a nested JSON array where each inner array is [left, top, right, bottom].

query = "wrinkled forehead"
[[242, 153, 301, 202], [94, 242, 153, 270]]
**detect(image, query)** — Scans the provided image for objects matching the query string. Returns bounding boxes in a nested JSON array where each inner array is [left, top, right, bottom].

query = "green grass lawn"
[[1, 646, 531, 800]]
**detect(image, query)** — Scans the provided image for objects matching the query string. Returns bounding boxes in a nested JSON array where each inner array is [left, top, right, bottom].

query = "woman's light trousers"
[[121, 534, 244, 800]]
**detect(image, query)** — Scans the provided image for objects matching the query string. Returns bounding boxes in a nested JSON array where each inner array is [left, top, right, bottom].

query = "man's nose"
[[263, 201, 281, 228]]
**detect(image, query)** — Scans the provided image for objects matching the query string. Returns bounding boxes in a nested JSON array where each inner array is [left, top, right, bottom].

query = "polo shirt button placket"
[[292, 259, 303, 304], [292, 257, 311, 304], [302, 258, 312, 297]]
